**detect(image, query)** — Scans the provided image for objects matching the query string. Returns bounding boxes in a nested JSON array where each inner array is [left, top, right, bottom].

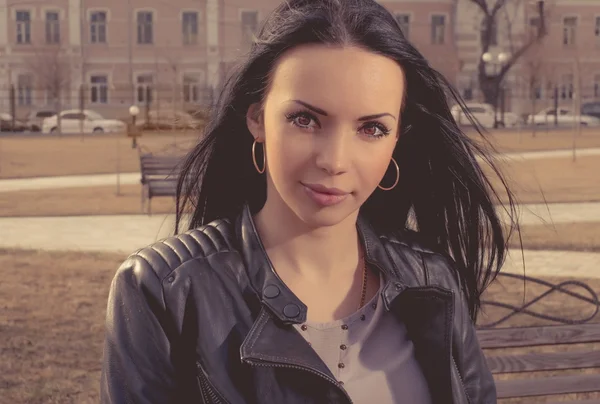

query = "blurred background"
[[1, 0, 600, 403]]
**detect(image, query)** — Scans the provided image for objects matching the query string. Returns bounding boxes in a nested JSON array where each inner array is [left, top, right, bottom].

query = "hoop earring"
[[252, 139, 266, 174], [378, 157, 399, 191]]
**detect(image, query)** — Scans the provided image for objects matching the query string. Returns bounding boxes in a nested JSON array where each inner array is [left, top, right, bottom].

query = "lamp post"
[[482, 51, 509, 128], [129, 105, 140, 149]]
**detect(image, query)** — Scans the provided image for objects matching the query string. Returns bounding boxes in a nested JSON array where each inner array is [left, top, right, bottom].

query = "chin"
[[288, 198, 359, 229]]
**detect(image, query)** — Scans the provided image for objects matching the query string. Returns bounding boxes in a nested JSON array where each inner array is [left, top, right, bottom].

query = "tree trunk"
[[478, 74, 500, 107]]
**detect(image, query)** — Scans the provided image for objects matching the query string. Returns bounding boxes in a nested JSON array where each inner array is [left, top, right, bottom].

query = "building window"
[[183, 74, 202, 103], [45, 11, 61, 44], [241, 10, 258, 48], [431, 15, 446, 45], [595, 16, 600, 45], [560, 74, 574, 100], [594, 74, 600, 98], [17, 74, 33, 106], [563, 17, 577, 46], [395, 14, 410, 39], [531, 80, 543, 100], [90, 75, 108, 104], [136, 74, 153, 103], [16, 11, 31, 44], [182, 11, 199, 45], [137, 11, 153, 44], [90, 11, 107, 43]]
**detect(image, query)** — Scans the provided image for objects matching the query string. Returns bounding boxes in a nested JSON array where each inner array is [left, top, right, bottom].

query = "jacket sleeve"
[[100, 254, 182, 403], [447, 258, 497, 404]]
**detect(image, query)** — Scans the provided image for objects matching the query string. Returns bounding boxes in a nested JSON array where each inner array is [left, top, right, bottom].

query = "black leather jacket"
[[101, 204, 497, 404]]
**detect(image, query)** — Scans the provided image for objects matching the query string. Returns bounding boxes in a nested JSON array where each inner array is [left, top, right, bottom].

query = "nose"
[[315, 132, 350, 175]]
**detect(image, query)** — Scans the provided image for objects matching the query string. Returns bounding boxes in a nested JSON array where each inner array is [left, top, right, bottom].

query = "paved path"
[[0, 214, 599, 279], [499, 147, 600, 161], [0, 172, 140, 192]]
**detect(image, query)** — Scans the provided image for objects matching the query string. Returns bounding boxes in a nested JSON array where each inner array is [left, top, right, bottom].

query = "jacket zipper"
[[451, 356, 471, 404], [243, 358, 353, 403], [196, 361, 230, 404]]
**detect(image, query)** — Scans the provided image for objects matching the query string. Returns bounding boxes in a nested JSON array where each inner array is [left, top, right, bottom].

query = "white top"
[[293, 276, 432, 403]]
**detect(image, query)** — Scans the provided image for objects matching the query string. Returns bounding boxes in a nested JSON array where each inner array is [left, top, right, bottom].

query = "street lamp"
[[128, 105, 140, 148], [482, 51, 510, 128]]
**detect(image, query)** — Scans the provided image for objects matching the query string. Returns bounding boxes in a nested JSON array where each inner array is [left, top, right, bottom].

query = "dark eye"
[[296, 114, 312, 127], [361, 122, 391, 138], [285, 111, 319, 129]]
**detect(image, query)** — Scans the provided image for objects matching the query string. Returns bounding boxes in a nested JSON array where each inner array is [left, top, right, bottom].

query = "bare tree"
[[27, 46, 71, 134], [471, 0, 548, 106], [30, 47, 71, 110]]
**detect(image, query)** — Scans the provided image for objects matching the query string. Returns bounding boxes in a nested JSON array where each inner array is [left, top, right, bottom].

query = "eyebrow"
[[290, 100, 397, 121]]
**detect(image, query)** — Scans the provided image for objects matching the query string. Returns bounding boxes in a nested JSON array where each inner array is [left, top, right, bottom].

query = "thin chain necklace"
[[358, 249, 368, 309]]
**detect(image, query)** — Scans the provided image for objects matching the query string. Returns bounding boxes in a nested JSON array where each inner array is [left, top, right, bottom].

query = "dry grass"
[[0, 249, 598, 403], [2, 153, 599, 218], [0, 184, 174, 217], [487, 155, 600, 204], [469, 127, 600, 153], [0, 249, 127, 404], [1, 127, 600, 180], [0, 132, 196, 179]]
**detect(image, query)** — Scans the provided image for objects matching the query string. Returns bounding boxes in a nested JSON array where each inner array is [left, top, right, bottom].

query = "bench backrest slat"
[[140, 153, 184, 181], [486, 349, 600, 373], [495, 374, 600, 399], [477, 323, 600, 349]]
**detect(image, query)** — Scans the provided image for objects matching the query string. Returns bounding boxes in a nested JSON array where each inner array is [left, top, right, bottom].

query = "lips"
[[302, 183, 348, 196], [301, 182, 349, 207]]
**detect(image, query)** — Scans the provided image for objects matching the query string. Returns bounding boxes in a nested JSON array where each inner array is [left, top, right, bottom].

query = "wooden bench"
[[138, 150, 184, 215], [477, 273, 600, 402]]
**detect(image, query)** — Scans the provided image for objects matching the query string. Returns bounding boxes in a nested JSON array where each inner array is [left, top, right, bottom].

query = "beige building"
[[455, 0, 600, 115], [1, 0, 597, 119], [0, 0, 462, 118]]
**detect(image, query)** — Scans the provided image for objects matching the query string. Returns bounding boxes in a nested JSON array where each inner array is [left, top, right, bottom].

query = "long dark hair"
[[175, 0, 518, 322]]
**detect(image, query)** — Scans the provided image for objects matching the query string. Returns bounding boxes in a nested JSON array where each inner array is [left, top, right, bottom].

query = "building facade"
[[0, 0, 598, 119], [455, 0, 600, 116]]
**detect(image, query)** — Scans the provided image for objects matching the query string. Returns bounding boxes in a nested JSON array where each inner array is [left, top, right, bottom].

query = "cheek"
[[357, 143, 397, 187], [264, 121, 309, 177]]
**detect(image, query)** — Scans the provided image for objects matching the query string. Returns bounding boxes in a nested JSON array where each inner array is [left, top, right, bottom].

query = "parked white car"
[[41, 109, 126, 134], [527, 107, 600, 127], [451, 102, 520, 129]]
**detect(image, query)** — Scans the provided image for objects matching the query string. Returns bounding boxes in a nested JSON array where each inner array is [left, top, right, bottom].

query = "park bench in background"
[[138, 145, 186, 215], [477, 272, 600, 403]]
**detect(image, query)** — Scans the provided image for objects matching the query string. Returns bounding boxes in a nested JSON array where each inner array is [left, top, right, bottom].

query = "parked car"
[[581, 101, 600, 120], [527, 107, 600, 127], [0, 113, 29, 132], [26, 110, 57, 131], [450, 102, 520, 129], [41, 109, 126, 134], [135, 109, 203, 130]]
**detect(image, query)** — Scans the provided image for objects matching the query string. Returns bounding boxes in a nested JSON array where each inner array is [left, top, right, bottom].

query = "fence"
[[0, 83, 215, 121], [459, 82, 600, 118]]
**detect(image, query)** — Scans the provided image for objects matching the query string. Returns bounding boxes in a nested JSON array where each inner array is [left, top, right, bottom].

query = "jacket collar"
[[236, 203, 412, 325], [236, 203, 455, 402]]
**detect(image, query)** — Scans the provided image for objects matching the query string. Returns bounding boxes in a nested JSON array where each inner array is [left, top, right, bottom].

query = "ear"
[[246, 103, 265, 142]]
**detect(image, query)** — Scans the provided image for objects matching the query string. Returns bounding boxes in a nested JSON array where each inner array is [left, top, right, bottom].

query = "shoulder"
[[380, 228, 462, 291], [113, 218, 238, 285]]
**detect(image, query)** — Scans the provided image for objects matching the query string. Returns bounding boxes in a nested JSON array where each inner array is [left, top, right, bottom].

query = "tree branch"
[[468, 0, 490, 15]]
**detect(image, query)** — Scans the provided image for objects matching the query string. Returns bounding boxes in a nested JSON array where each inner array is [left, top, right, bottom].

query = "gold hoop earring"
[[378, 157, 399, 191], [252, 139, 266, 174]]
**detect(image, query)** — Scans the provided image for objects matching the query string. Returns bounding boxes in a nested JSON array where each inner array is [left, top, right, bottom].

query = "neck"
[[253, 191, 361, 283]]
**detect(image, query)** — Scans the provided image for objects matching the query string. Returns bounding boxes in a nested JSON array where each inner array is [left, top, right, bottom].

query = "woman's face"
[[247, 44, 405, 228]]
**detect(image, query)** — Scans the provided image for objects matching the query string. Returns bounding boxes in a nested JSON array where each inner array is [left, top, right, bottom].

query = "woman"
[[101, 0, 517, 403]]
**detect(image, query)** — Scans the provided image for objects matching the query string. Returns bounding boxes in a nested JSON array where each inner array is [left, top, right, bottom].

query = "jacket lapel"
[[237, 204, 455, 403]]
